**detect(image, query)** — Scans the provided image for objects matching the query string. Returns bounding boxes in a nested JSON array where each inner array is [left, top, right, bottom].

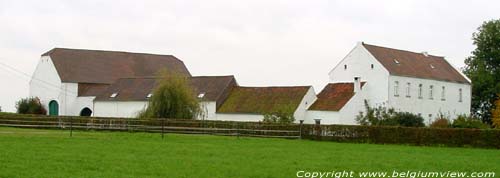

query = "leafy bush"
[[430, 118, 451, 128], [137, 70, 202, 119], [263, 107, 295, 124], [452, 115, 490, 129], [492, 95, 500, 128], [16, 97, 47, 115], [430, 112, 452, 128], [394, 112, 425, 127], [356, 100, 424, 127]]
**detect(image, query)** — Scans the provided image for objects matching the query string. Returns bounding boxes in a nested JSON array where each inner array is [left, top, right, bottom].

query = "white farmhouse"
[[30, 48, 191, 116], [306, 42, 471, 124]]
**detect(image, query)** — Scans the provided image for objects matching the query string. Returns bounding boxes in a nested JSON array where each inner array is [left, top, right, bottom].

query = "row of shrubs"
[[302, 124, 500, 148], [356, 100, 491, 129]]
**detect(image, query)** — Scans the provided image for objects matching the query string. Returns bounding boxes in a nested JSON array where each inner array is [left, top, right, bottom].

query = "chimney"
[[354, 77, 361, 93], [422, 51, 429, 57]]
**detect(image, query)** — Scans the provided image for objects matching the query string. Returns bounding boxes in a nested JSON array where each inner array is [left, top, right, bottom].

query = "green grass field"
[[0, 127, 499, 178]]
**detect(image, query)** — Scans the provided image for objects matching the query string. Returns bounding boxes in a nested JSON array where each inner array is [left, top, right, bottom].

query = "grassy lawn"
[[0, 127, 499, 178]]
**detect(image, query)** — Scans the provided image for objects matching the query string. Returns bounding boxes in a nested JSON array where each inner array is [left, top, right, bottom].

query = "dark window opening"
[[80, 107, 92, 117]]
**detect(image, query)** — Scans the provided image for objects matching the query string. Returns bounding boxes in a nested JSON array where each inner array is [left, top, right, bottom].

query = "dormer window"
[[146, 93, 152, 98], [394, 59, 400, 64], [197, 92, 205, 99], [110, 92, 118, 98]]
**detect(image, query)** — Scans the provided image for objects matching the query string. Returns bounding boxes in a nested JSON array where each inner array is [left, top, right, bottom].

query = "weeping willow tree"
[[137, 70, 202, 119]]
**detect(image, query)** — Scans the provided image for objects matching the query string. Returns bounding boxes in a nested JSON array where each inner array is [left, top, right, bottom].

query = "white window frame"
[[394, 81, 399, 97], [406, 82, 411, 98], [441, 86, 446, 101], [418, 84, 423, 99], [429, 85, 434, 100], [459, 88, 463, 102]]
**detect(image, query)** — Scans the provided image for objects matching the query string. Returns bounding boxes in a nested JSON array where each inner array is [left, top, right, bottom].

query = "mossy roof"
[[217, 86, 311, 114]]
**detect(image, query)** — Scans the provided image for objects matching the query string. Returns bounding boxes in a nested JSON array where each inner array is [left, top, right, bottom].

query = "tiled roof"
[[363, 43, 469, 84], [78, 83, 110, 96], [308, 82, 365, 111], [43, 48, 191, 84], [94, 76, 237, 106], [217, 86, 311, 114]]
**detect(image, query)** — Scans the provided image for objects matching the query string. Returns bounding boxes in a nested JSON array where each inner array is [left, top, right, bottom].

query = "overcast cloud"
[[0, 0, 499, 112]]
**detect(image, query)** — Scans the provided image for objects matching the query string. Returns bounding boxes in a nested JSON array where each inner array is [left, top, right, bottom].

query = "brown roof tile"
[[308, 82, 365, 111], [43, 48, 191, 84], [217, 86, 311, 114], [78, 83, 110, 96], [94, 76, 237, 106], [363, 43, 469, 84]]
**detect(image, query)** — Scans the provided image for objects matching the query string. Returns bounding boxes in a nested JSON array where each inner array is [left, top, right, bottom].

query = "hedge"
[[302, 125, 500, 149]]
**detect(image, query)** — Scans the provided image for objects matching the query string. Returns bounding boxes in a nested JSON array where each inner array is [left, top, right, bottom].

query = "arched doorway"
[[48, 100, 59, 116], [80, 107, 92, 116]]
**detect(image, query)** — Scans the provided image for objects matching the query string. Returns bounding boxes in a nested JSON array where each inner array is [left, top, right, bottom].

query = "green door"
[[49, 100, 59, 116]]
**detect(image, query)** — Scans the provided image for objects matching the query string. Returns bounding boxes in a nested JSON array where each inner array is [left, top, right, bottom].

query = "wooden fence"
[[0, 115, 302, 139], [1, 114, 499, 149]]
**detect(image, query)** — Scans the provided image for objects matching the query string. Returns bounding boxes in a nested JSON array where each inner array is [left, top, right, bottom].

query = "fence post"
[[235, 122, 240, 139], [161, 119, 165, 139], [299, 120, 304, 139], [70, 117, 73, 137], [314, 119, 321, 140]]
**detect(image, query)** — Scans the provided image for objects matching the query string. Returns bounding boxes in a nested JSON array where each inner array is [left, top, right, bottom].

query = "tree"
[[16, 97, 47, 115], [463, 19, 500, 124], [137, 70, 202, 119], [492, 95, 500, 128]]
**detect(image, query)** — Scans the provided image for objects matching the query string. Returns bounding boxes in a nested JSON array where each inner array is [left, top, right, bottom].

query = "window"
[[459, 88, 463, 102], [394, 59, 400, 64], [418, 84, 423, 99], [371, 64, 374, 69], [394, 81, 399, 97], [406, 83, 411, 97], [441, 86, 446, 101], [110, 92, 118, 98], [429, 85, 434, 99], [344, 64, 347, 70]]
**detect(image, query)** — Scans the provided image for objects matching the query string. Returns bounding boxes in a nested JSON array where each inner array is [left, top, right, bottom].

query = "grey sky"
[[0, 0, 498, 112]]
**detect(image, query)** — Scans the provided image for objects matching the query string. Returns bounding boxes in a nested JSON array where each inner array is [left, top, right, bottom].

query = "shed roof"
[[94, 76, 237, 106], [308, 82, 365, 111], [217, 86, 311, 114]]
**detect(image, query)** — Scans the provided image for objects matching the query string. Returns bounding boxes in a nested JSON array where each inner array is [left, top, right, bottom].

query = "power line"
[[0, 61, 79, 96]]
